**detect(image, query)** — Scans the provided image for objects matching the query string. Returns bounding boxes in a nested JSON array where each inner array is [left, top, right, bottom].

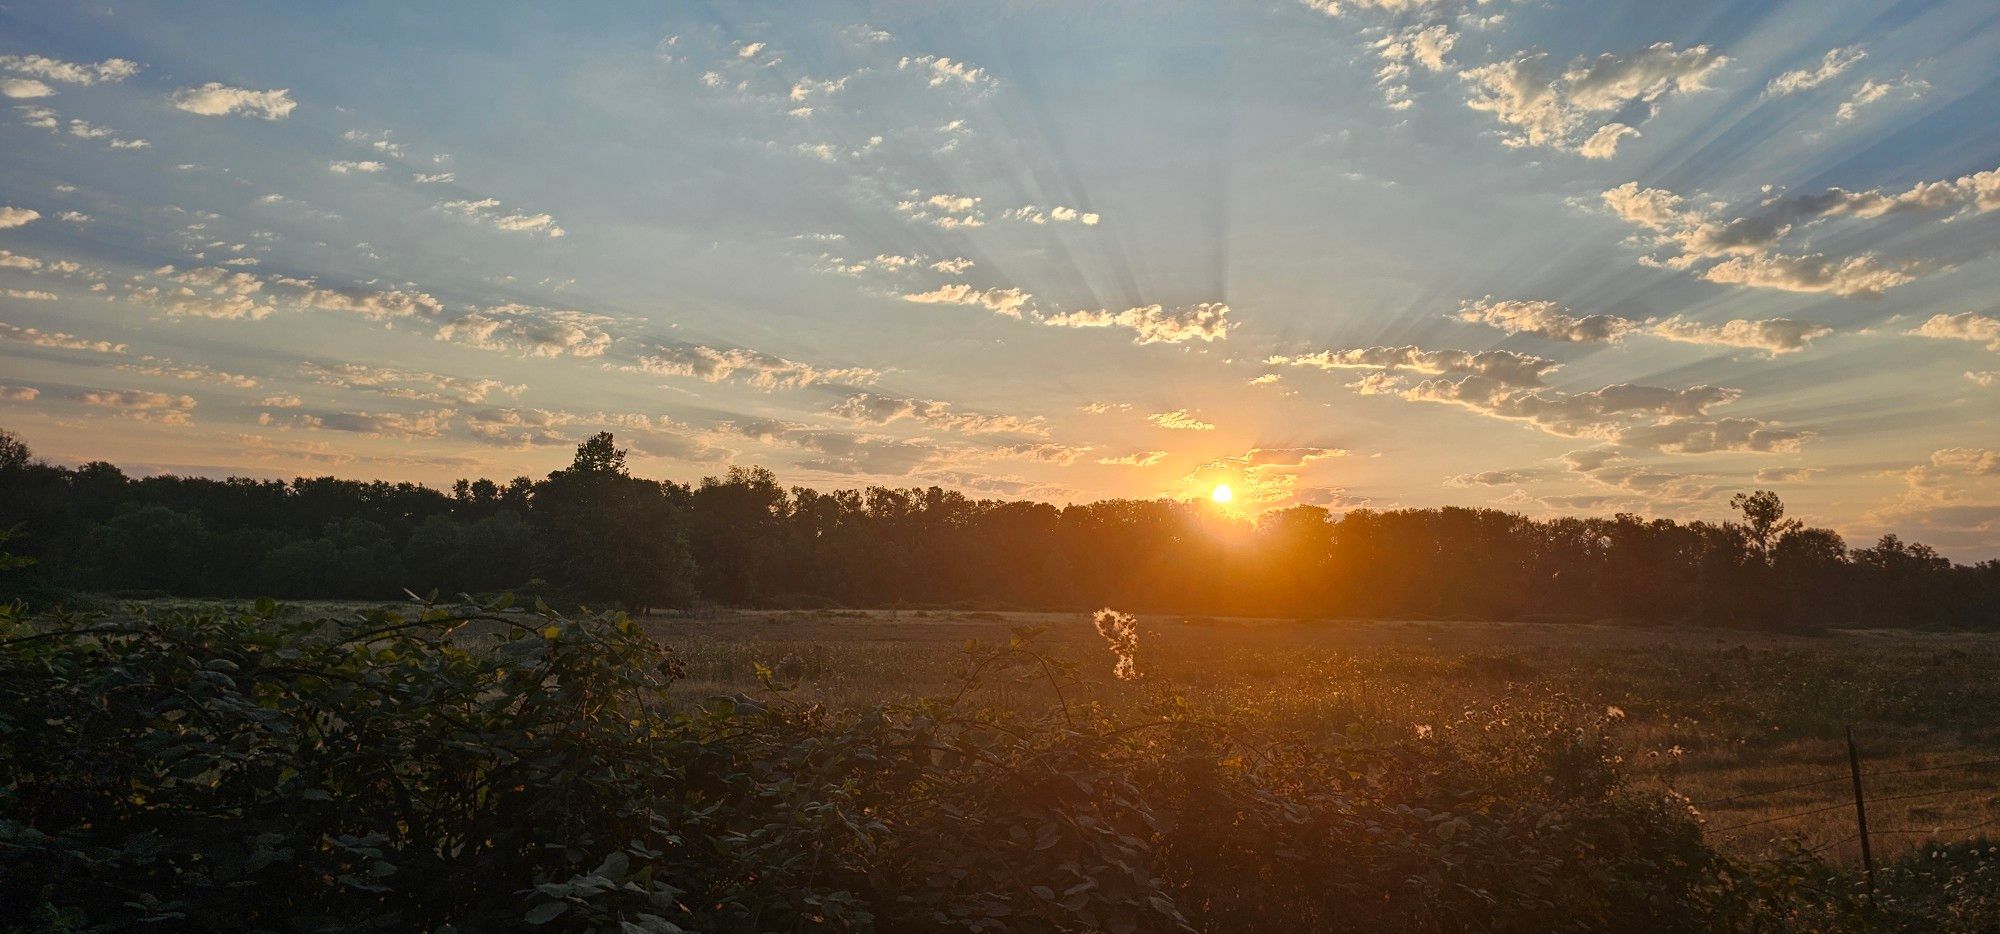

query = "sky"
[[1, 0, 1998, 558]]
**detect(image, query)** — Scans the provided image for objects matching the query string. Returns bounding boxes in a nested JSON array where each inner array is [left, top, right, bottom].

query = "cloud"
[[1456, 298, 1638, 343], [294, 283, 445, 321], [1099, 450, 1168, 466], [437, 197, 566, 237], [1619, 417, 1812, 454], [2, 289, 56, 301], [635, 344, 877, 389], [139, 265, 280, 320], [1402, 377, 1747, 441], [117, 359, 259, 388], [301, 361, 522, 404], [1932, 447, 2000, 476], [1147, 409, 1215, 431], [0, 321, 126, 354], [1577, 122, 1640, 159], [262, 408, 453, 439], [1445, 469, 1534, 487], [436, 304, 614, 357], [1766, 46, 1866, 97], [1008, 204, 1100, 226], [1269, 344, 1558, 387], [931, 257, 974, 274], [1910, 312, 2000, 351], [1755, 467, 1822, 483], [1699, 252, 1918, 297], [171, 83, 297, 119], [328, 160, 385, 174], [0, 385, 40, 401], [1597, 169, 2000, 295], [0, 78, 53, 99], [71, 388, 197, 425], [723, 418, 937, 476], [1080, 402, 1132, 414], [1040, 302, 1232, 344], [898, 54, 994, 89], [0, 206, 39, 228], [1835, 74, 1928, 124], [832, 391, 1045, 435], [902, 283, 1033, 318], [1461, 43, 1725, 156], [896, 192, 985, 228], [1646, 316, 1832, 354], [0, 54, 139, 85]]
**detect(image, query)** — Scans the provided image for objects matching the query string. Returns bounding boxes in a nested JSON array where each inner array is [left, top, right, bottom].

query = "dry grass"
[[640, 608, 2000, 866]]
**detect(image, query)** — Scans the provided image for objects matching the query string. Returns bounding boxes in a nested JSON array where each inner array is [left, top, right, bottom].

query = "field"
[[639, 607, 2000, 868], [19, 596, 2000, 929]]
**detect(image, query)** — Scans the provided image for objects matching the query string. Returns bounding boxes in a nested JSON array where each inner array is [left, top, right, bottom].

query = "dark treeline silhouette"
[[2, 429, 1995, 628]]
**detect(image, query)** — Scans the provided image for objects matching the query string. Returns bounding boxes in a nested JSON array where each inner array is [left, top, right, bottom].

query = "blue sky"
[[2, 0, 1998, 556]]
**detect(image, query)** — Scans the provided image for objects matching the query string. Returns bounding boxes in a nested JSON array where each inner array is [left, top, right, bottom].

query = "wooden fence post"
[[1846, 725, 1875, 899]]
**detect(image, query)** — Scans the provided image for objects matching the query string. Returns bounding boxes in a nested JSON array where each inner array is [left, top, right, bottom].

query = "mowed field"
[[174, 598, 2000, 868], [638, 608, 2000, 868]]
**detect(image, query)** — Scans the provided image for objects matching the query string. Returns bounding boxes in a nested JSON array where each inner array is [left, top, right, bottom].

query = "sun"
[[1210, 483, 1234, 504]]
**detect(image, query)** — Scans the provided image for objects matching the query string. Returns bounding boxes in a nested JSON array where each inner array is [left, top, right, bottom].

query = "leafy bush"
[[0, 598, 1902, 931]]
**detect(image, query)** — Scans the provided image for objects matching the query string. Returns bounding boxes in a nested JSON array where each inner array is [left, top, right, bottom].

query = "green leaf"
[[524, 901, 570, 925]]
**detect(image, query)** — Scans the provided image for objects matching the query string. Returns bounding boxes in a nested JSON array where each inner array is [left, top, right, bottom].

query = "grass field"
[[635, 608, 2000, 869], [134, 598, 2000, 868]]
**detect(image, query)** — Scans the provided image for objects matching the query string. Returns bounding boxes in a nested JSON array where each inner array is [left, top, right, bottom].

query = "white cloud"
[[896, 192, 985, 228], [1269, 344, 1558, 387], [634, 344, 878, 389], [328, 160, 385, 174], [0, 78, 53, 99], [898, 54, 994, 89], [1040, 302, 1232, 344], [1835, 74, 1928, 124], [436, 197, 565, 237], [1646, 316, 1833, 354], [1766, 46, 1866, 97], [1700, 252, 1917, 297], [0, 54, 139, 85], [1461, 43, 1725, 156], [171, 83, 297, 119], [1456, 298, 1637, 343], [0, 385, 40, 401], [0, 206, 40, 228], [1910, 312, 2000, 352], [1009, 204, 1101, 226], [0, 321, 126, 353], [71, 388, 197, 425], [832, 392, 1045, 435], [435, 304, 613, 357], [902, 283, 1033, 318], [1148, 409, 1215, 431], [1598, 168, 2000, 295]]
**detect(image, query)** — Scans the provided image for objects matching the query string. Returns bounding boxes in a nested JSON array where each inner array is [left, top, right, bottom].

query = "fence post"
[[1846, 725, 1875, 899]]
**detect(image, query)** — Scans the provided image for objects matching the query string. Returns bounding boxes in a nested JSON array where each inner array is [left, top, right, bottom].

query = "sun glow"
[[1210, 483, 1233, 504]]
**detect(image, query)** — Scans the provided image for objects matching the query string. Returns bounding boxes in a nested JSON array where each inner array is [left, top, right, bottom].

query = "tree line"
[[2, 429, 1994, 628]]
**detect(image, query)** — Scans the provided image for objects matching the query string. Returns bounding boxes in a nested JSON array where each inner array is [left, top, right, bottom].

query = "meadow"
[[12, 596, 2000, 930], [651, 607, 2000, 867], [127, 597, 2000, 866]]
